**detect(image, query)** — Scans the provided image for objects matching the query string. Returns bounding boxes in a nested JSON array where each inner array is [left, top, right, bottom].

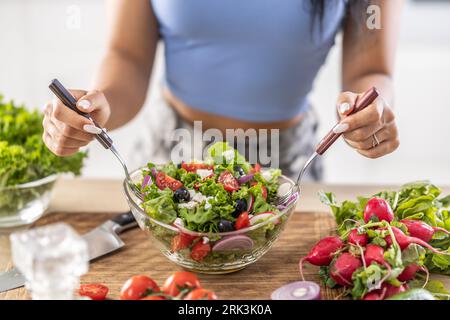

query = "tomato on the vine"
[[184, 288, 218, 300], [162, 271, 201, 297], [120, 275, 160, 300]]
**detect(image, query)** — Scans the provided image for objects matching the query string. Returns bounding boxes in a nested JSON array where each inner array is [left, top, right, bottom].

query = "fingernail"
[[339, 102, 351, 114], [78, 99, 91, 110], [333, 123, 349, 134], [83, 124, 102, 134]]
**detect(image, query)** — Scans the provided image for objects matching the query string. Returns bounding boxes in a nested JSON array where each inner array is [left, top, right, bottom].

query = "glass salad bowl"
[[0, 175, 58, 229], [123, 167, 299, 274]]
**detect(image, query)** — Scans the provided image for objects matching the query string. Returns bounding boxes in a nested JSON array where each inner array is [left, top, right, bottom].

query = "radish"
[[397, 264, 420, 282], [348, 229, 369, 246], [385, 226, 450, 255], [299, 236, 344, 280], [382, 283, 408, 299], [364, 197, 394, 223], [364, 244, 386, 266], [362, 290, 384, 300], [400, 219, 450, 243], [329, 252, 362, 287]]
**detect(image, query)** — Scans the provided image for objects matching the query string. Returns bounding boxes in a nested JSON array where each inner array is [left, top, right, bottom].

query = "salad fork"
[[272, 87, 380, 206], [49, 79, 143, 200]]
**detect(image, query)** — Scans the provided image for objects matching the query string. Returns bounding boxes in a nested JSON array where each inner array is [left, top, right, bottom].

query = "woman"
[[43, 0, 401, 180]]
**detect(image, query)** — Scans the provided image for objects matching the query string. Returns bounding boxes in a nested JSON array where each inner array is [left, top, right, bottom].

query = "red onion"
[[247, 194, 255, 212], [141, 174, 151, 188], [238, 174, 254, 185], [150, 167, 157, 178], [249, 212, 279, 225], [212, 235, 254, 251], [271, 281, 321, 300]]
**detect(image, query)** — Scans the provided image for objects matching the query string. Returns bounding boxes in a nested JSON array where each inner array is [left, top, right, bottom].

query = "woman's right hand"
[[42, 89, 111, 156]]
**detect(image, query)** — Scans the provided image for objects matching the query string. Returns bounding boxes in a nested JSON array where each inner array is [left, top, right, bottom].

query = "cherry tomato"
[[251, 182, 268, 200], [141, 296, 165, 300], [235, 211, 250, 230], [184, 288, 218, 300], [155, 172, 183, 191], [218, 170, 240, 192], [182, 163, 212, 172], [120, 275, 160, 300], [190, 239, 211, 262], [79, 284, 109, 300], [162, 271, 201, 296], [249, 163, 261, 173], [171, 233, 197, 252]]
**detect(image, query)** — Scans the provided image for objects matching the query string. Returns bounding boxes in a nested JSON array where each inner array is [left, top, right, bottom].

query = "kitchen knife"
[[0, 211, 138, 293]]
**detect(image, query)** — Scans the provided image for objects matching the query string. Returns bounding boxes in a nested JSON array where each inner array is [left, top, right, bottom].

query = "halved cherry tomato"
[[79, 284, 109, 300], [251, 182, 268, 200], [120, 275, 160, 300], [235, 211, 250, 230], [190, 239, 211, 262], [249, 163, 261, 174], [155, 172, 183, 191], [184, 288, 218, 300], [162, 271, 201, 296], [218, 170, 240, 192], [141, 296, 165, 300], [182, 163, 212, 172], [171, 233, 197, 252]]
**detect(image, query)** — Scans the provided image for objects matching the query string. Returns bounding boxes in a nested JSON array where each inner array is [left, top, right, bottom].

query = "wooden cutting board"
[[1, 211, 344, 300]]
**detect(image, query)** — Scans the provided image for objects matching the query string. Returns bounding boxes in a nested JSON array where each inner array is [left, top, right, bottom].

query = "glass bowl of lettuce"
[[0, 97, 86, 229], [124, 142, 299, 274]]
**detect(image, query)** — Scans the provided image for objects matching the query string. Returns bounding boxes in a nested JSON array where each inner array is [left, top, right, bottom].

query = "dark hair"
[[310, 0, 373, 31]]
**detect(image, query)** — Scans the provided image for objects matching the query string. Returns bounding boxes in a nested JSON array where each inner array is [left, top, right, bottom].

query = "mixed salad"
[[136, 142, 295, 264]]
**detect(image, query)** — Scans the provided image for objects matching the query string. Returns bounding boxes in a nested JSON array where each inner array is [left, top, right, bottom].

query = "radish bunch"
[[300, 197, 450, 300]]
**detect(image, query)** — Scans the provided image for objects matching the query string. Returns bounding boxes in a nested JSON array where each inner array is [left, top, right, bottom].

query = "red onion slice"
[[271, 281, 321, 300], [150, 167, 157, 178], [247, 194, 255, 212], [212, 235, 254, 251], [238, 174, 254, 185], [249, 212, 279, 225], [141, 174, 151, 188]]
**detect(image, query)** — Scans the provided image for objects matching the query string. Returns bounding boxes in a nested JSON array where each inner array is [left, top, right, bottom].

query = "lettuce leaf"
[[0, 97, 86, 187]]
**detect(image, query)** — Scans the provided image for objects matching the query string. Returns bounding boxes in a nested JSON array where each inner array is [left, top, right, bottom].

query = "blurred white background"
[[1, 0, 449, 185]]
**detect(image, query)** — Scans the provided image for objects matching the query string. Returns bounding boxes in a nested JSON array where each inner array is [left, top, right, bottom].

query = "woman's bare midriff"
[[162, 88, 304, 133]]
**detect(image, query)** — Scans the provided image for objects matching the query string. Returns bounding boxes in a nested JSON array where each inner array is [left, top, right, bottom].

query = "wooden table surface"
[[1, 179, 450, 300], [1, 210, 342, 300]]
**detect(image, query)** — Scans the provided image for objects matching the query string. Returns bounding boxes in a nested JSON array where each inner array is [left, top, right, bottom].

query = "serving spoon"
[[48, 79, 143, 200], [272, 87, 380, 206]]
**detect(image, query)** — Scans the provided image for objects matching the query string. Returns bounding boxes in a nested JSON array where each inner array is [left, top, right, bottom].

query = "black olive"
[[218, 219, 234, 232], [232, 198, 247, 217], [177, 163, 182, 169], [233, 165, 245, 177], [174, 187, 190, 202]]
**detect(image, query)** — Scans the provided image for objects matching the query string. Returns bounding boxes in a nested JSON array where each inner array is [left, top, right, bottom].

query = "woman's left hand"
[[333, 91, 399, 159]]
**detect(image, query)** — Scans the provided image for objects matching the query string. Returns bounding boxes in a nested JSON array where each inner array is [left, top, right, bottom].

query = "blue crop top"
[[151, 0, 346, 122]]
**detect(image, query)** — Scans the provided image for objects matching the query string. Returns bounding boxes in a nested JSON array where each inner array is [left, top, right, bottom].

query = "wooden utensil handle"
[[316, 87, 380, 155]]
